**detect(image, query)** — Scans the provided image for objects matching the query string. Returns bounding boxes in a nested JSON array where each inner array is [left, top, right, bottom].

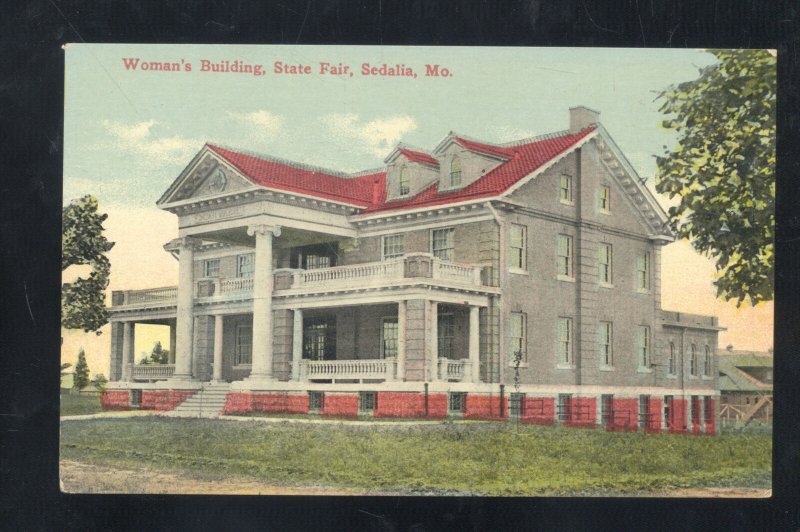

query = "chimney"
[[569, 106, 600, 133], [372, 177, 382, 205]]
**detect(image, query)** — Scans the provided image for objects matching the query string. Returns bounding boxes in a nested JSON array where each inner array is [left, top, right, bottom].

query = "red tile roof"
[[206, 126, 596, 214]]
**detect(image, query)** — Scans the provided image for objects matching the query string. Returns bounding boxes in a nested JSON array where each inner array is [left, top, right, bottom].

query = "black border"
[[1, 1, 798, 530]]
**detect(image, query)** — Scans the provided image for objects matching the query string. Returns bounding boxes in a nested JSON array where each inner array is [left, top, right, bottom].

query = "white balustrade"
[[438, 358, 471, 381], [125, 286, 178, 304], [295, 259, 404, 289], [130, 364, 175, 380], [432, 259, 482, 285], [299, 357, 397, 382], [220, 277, 254, 293]]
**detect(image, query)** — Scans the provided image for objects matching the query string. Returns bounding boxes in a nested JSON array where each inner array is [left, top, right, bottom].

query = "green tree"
[[92, 373, 108, 391], [61, 195, 115, 333], [149, 341, 169, 364], [655, 49, 775, 306], [74, 349, 90, 390]]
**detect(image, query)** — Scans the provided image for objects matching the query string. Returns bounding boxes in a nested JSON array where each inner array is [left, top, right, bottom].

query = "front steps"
[[165, 383, 230, 417]]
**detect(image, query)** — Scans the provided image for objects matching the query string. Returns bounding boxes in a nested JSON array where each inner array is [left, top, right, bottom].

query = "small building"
[[717, 350, 773, 425]]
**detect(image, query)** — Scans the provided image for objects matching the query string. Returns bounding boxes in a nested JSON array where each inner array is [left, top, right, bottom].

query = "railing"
[[220, 277, 254, 293], [438, 358, 471, 382], [299, 357, 397, 382], [433, 260, 482, 285], [130, 363, 175, 380], [293, 259, 404, 288], [123, 286, 178, 305]]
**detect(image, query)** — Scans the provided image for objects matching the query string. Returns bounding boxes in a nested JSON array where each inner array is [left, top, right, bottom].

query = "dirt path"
[[60, 460, 770, 497]]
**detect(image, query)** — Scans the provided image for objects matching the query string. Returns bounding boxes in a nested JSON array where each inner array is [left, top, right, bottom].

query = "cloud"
[[227, 110, 284, 137], [102, 119, 200, 164], [323, 113, 417, 157]]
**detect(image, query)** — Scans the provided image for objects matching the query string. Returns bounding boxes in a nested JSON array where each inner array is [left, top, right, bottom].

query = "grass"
[[60, 417, 771, 495], [60, 391, 103, 416]]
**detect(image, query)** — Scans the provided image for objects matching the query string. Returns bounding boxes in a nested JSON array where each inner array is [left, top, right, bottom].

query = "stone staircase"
[[166, 383, 230, 417]]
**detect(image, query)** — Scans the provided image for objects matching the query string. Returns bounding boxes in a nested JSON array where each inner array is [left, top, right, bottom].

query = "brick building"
[[103, 107, 720, 433]]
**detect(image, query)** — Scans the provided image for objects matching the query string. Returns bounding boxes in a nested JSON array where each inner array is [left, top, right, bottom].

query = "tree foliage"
[[656, 49, 775, 306], [74, 349, 91, 390], [92, 373, 108, 391], [62, 195, 115, 333], [139, 341, 170, 365]]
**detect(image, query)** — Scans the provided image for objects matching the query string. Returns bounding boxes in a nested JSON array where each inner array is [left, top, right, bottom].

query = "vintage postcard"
[[60, 44, 774, 496]]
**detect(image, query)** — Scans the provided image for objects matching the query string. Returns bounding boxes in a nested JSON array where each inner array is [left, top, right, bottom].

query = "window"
[[237, 253, 254, 278], [509, 224, 526, 271], [601, 394, 614, 427], [704, 396, 714, 424], [448, 392, 466, 414], [637, 326, 650, 368], [508, 312, 526, 364], [309, 391, 324, 412], [560, 174, 573, 203], [638, 395, 650, 429], [557, 317, 573, 366], [431, 228, 454, 262], [690, 344, 698, 376], [449, 157, 462, 187], [305, 254, 331, 270], [359, 391, 377, 413], [304, 320, 335, 361], [381, 318, 398, 359], [438, 313, 455, 359], [399, 165, 410, 196], [557, 394, 572, 422], [204, 258, 220, 278], [664, 395, 673, 430], [690, 395, 700, 426], [557, 235, 573, 278], [509, 392, 525, 420], [598, 243, 612, 284], [703, 345, 712, 376], [668, 342, 677, 375], [130, 389, 142, 407], [598, 321, 613, 366], [636, 253, 650, 291], [382, 234, 404, 260], [599, 185, 611, 212], [235, 324, 253, 365]]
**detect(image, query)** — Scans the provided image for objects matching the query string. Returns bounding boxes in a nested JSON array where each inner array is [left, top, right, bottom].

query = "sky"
[[61, 44, 773, 376]]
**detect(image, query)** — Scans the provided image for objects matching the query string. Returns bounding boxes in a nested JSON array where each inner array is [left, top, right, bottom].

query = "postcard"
[[60, 44, 774, 496]]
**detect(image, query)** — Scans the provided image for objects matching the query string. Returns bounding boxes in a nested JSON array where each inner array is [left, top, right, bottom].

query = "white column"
[[291, 308, 303, 381], [212, 315, 224, 382], [168, 236, 200, 380], [429, 301, 438, 381], [168, 321, 177, 364], [121, 321, 133, 381], [397, 301, 407, 381], [247, 224, 280, 382], [469, 306, 481, 383]]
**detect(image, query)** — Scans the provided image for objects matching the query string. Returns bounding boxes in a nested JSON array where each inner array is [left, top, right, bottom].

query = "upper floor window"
[[636, 252, 650, 291], [204, 258, 220, 278], [599, 185, 611, 212], [598, 243, 612, 285], [668, 342, 677, 375], [689, 344, 698, 376], [237, 253, 254, 278], [560, 174, 573, 203], [382, 234, 404, 260], [598, 321, 613, 366], [638, 326, 650, 368], [509, 224, 526, 271], [703, 345, 712, 376], [431, 228, 454, 262], [398, 165, 410, 196], [508, 312, 526, 364], [557, 234, 573, 278], [449, 157, 462, 187], [557, 317, 573, 366]]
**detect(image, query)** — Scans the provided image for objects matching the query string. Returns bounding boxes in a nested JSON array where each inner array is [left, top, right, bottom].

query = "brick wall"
[[607, 398, 638, 432], [320, 393, 360, 418], [667, 397, 688, 433], [140, 390, 195, 411], [646, 397, 663, 432], [375, 392, 425, 418], [464, 394, 505, 421], [564, 396, 596, 428], [426, 393, 449, 419], [520, 397, 555, 426], [101, 390, 130, 410], [704, 397, 716, 435]]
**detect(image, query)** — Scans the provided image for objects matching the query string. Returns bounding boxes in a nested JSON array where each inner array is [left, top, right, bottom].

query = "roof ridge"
[[499, 128, 574, 147], [396, 142, 434, 155], [348, 167, 386, 178], [208, 143, 352, 179]]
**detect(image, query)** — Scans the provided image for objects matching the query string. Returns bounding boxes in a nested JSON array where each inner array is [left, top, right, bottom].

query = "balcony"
[[299, 358, 398, 382], [437, 358, 472, 382], [112, 254, 489, 310], [130, 363, 175, 381]]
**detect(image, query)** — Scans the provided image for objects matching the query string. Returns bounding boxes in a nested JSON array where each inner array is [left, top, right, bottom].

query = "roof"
[[718, 355, 773, 392], [201, 126, 596, 214]]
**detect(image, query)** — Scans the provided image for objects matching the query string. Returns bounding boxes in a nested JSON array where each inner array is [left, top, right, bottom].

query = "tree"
[[92, 373, 108, 391], [62, 195, 115, 333], [655, 49, 775, 306], [149, 341, 169, 364], [73, 349, 90, 390]]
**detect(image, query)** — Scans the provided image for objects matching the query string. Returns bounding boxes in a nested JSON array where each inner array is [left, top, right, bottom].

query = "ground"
[[60, 414, 772, 497]]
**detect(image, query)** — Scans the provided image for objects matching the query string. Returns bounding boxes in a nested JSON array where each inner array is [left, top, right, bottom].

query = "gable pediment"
[[158, 148, 255, 206]]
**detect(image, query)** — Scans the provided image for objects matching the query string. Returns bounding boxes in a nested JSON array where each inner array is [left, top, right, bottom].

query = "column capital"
[[247, 224, 281, 238], [163, 236, 203, 253]]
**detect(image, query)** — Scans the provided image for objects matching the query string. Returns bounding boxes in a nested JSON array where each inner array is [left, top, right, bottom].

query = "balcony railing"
[[114, 286, 178, 306], [299, 357, 397, 382], [220, 277, 254, 293], [438, 358, 471, 382], [130, 363, 175, 380], [293, 259, 404, 289]]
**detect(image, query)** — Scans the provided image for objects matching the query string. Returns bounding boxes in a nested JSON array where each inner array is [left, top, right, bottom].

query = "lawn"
[[60, 417, 771, 495], [60, 392, 103, 416]]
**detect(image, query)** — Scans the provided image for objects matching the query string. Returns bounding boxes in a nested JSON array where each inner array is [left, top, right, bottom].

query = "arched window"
[[668, 342, 676, 375], [399, 165, 410, 196], [449, 157, 462, 187], [703, 345, 712, 376], [690, 344, 698, 376]]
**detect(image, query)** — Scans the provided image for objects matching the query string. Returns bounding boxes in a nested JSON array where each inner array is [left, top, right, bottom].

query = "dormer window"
[[399, 165, 410, 197], [449, 157, 462, 187]]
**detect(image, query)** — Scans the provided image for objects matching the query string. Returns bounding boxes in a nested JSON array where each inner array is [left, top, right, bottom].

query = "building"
[[717, 349, 773, 425], [102, 107, 721, 433]]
